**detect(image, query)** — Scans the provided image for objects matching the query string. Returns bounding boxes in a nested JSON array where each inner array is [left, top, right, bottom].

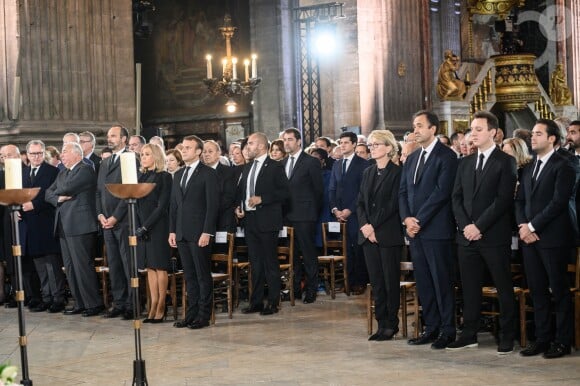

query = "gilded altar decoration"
[[493, 54, 540, 111], [467, 0, 526, 19], [549, 63, 573, 106], [437, 50, 467, 101]]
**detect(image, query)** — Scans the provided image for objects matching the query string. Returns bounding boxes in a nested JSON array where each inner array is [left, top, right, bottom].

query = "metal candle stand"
[[105, 183, 155, 386], [0, 188, 40, 386]]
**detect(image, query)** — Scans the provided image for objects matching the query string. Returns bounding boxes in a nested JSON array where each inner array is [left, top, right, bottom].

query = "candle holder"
[[0, 188, 40, 386], [105, 183, 155, 386]]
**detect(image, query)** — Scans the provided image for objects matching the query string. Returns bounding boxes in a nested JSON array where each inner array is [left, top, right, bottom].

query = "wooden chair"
[[569, 248, 579, 349], [481, 264, 527, 347], [318, 222, 349, 299], [166, 256, 183, 320], [233, 230, 252, 308], [210, 232, 234, 324], [277, 226, 295, 306], [367, 261, 421, 338], [93, 246, 110, 308]]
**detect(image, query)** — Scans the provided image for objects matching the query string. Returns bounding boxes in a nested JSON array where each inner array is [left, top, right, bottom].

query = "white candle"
[[244, 59, 250, 82], [222, 58, 227, 80], [205, 54, 212, 78], [4, 158, 22, 189], [251, 54, 257, 79], [232, 57, 238, 80], [120, 152, 138, 184]]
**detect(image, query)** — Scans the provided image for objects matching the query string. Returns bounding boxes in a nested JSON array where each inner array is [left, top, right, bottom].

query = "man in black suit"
[[566, 120, 580, 234], [202, 140, 237, 233], [516, 119, 576, 359], [399, 110, 459, 349], [282, 128, 323, 303], [235, 132, 290, 315], [79, 131, 101, 174], [22, 140, 67, 313], [328, 131, 370, 294], [169, 135, 219, 329], [449, 111, 517, 353], [46, 142, 104, 316], [96, 125, 134, 319]]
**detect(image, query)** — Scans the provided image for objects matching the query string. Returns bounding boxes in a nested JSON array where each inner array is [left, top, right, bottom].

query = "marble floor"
[[0, 293, 579, 386]]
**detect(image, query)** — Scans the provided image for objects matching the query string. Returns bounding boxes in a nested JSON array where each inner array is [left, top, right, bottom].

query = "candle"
[[120, 152, 138, 184], [232, 57, 238, 80], [244, 59, 250, 82], [222, 58, 227, 80], [205, 54, 212, 79], [251, 54, 257, 79], [4, 158, 22, 189]]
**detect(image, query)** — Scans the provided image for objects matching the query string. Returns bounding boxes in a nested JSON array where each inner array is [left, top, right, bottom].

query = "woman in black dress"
[[357, 129, 404, 341], [136, 143, 172, 322]]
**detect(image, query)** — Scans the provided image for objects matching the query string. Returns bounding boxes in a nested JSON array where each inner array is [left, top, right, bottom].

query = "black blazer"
[[89, 152, 102, 174], [169, 162, 219, 241], [329, 155, 370, 214], [515, 151, 577, 248], [236, 156, 290, 232], [452, 148, 517, 247], [215, 163, 237, 232], [357, 162, 404, 246], [46, 162, 98, 237], [282, 152, 323, 222]]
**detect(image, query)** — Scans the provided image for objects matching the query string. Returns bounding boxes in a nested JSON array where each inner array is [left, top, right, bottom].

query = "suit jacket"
[[215, 163, 237, 232], [452, 147, 517, 247], [89, 152, 102, 174], [236, 156, 290, 232], [399, 140, 458, 240], [95, 149, 137, 224], [22, 162, 61, 255], [46, 162, 98, 237], [357, 162, 404, 246], [169, 162, 219, 241], [282, 152, 323, 222], [515, 151, 577, 248], [328, 155, 370, 214]]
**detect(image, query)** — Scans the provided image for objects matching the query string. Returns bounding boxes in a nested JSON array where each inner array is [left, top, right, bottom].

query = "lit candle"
[[4, 158, 22, 189], [232, 57, 238, 80], [251, 54, 257, 79], [222, 58, 227, 80], [244, 59, 250, 82], [120, 152, 138, 184], [205, 54, 212, 79]]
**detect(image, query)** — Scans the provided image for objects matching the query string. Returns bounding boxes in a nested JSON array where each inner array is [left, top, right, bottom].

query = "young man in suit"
[[516, 119, 576, 359], [282, 128, 323, 303], [399, 110, 459, 349], [328, 131, 370, 294], [22, 140, 67, 313], [449, 111, 517, 353], [169, 135, 219, 329], [235, 132, 290, 315], [46, 142, 104, 316]]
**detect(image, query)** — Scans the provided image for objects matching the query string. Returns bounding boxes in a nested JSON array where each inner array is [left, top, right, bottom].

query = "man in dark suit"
[[399, 110, 459, 349], [169, 135, 219, 329], [235, 132, 290, 315], [46, 142, 104, 316], [329, 132, 370, 294], [449, 111, 517, 353], [96, 125, 134, 319], [516, 119, 576, 359], [566, 120, 580, 234], [22, 140, 67, 313], [202, 140, 236, 233], [79, 131, 101, 174], [282, 128, 323, 303]]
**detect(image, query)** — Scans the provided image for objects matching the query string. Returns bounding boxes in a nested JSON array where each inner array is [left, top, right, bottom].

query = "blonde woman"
[[502, 137, 532, 171], [136, 144, 172, 322]]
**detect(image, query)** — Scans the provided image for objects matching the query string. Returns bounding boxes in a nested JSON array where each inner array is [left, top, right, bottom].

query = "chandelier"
[[203, 14, 261, 107]]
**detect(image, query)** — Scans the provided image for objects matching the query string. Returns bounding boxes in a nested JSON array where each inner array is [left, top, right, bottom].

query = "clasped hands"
[[360, 223, 377, 243], [518, 223, 540, 244], [334, 208, 351, 222]]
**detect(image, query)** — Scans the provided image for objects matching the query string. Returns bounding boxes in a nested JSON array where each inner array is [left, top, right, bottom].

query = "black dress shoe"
[[173, 319, 193, 328], [63, 307, 85, 315], [48, 302, 66, 313], [431, 333, 456, 349], [242, 304, 264, 314], [520, 341, 550, 357], [103, 307, 124, 318], [27, 299, 41, 309], [408, 330, 439, 345], [188, 319, 210, 329], [122, 310, 134, 320], [260, 304, 279, 315], [543, 342, 571, 359], [82, 306, 104, 317], [303, 293, 316, 304], [30, 302, 51, 312], [5, 299, 17, 308]]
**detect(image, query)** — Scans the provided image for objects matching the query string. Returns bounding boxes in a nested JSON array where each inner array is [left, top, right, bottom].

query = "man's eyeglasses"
[[27, 152, 44, 157]]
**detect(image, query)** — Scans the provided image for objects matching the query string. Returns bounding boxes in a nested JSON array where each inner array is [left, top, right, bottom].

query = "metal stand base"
[[132, 360, 148, 386]]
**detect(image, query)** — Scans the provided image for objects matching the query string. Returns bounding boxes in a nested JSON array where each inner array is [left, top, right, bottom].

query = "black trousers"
[[177, 239, 212, 323], [290, 221, 319, 295], [458, 243, 515, 343], [363, 243, 401, 330], [32, 253, 66, 304], [103, 225, 132, 310]]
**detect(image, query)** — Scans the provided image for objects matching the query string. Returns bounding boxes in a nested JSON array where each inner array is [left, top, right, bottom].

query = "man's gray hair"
[[79, 131, 96, 147], [26, 140, 46, 152], [63, 142, 83, 157], [63, 132, 80, 143]]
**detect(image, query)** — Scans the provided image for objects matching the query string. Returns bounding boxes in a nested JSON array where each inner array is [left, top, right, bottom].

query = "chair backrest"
[[211, 232, 234, 277], [400, 261, 414, 281], [568, 247, 580, 289], [277, 226, 294, 266], [322, 222, 347, 256]]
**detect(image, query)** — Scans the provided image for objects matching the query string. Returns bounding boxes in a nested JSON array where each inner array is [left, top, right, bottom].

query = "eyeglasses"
[[79, 140, 92, 144], [367, 143, 385, 149], [27, 152, 44, 157]]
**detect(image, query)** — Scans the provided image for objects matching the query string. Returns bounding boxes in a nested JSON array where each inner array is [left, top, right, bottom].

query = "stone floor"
[[0, 293, 579, 385]]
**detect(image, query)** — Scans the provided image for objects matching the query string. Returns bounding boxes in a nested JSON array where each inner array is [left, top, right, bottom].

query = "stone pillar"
[[0, 0, 19, 125]]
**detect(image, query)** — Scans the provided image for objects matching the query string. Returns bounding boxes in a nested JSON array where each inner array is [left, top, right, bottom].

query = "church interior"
[[1, 0, 580, 384]]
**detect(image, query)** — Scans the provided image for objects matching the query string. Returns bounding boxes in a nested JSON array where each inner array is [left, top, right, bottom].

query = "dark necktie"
[[180, 166, 191, 192], [532, 160, 542, 186], [414, 150, 426, 184], [342, 159, 348, 176], [30, 168, 38, 184], [475, 153, 485, 187], [111, 154, 117, 165], [249, 160, 258, 197], [287, 156, 295, 179]]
